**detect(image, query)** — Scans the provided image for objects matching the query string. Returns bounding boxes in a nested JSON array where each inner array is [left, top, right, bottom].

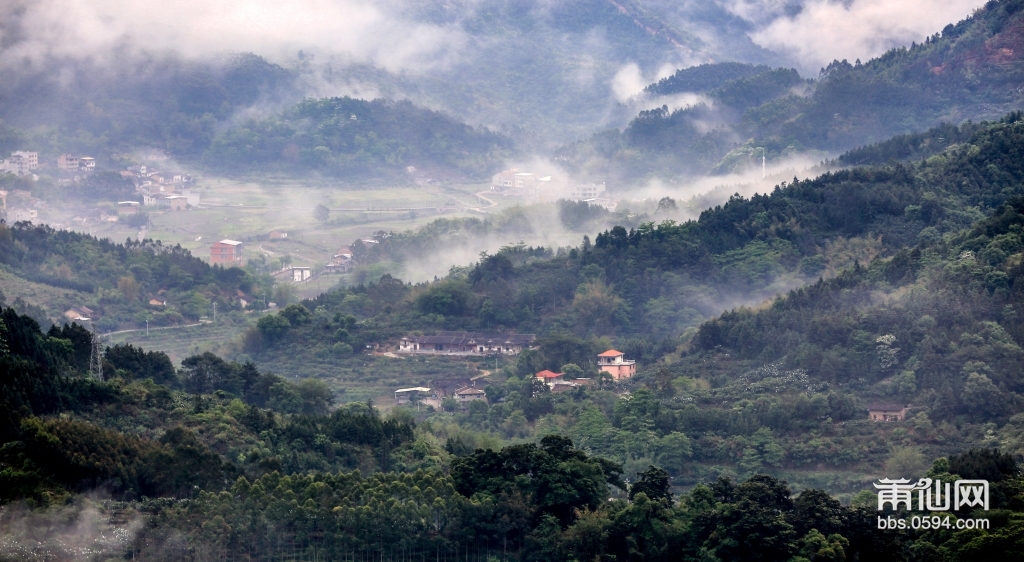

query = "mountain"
[[560, 0, 1024, 184]]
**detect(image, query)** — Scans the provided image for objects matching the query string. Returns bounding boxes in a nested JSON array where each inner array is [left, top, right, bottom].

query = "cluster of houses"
[[399, 331, 537, 355], [119, 165, 198, 210], [323, 245, 355, 274], [391, 346, 638, 409], [1, 151, 39, 176], [489, 168, 612, 208]]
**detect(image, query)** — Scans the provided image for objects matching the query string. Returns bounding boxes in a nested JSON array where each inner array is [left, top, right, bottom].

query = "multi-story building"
[[58, 154, 80, 173], [210, 239, 243, 265], [1, 152, 38, 176], [79, 157, 96, 171], [597, 349, 637, 380], [566, 182, 606, 201]]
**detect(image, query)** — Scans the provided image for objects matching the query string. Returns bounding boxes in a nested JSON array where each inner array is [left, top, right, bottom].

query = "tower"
[[88, 325, 103, 381]]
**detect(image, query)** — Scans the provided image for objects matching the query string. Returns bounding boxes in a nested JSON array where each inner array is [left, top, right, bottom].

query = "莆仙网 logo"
[[874, 478, 988, 511]]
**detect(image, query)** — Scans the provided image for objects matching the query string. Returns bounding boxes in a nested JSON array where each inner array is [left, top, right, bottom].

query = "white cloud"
[[611, 63, 647, 103], [0, 0, 464, 72], [743, 0, 982, 73]]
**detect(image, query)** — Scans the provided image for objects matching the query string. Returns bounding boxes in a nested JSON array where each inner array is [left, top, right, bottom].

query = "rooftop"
[[867, 403, 909, 411], [455, 386, 486, 395], [536, 370, 562, 379], [217, 239, 243, 246], [395, 387, 432, 394], [598, 349, 624, 357]]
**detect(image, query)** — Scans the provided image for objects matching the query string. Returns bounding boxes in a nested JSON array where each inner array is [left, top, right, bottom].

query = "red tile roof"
[[598, 350, 623, 357], [535, 370, 563, 379]]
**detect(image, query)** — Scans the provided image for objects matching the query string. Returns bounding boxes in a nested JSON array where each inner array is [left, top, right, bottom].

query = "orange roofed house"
[[535, 370, 563, 385], [597, 350, 636, 380], [210, 239, 243, 265]]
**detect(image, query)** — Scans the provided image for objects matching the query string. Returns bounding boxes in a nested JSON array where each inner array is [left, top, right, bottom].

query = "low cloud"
[[738, 0, 982, 74], [0, 0, 463, 73]]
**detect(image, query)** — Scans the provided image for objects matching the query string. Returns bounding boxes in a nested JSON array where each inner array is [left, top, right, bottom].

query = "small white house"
[[394, 387, 433, 405]]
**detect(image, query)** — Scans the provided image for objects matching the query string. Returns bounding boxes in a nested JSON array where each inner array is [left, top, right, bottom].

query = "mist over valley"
[[4, 1, 1024, 560]]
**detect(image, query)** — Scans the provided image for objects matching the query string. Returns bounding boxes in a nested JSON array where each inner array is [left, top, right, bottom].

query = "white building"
[[9, 208, 38, 222], [394, 387, 433, 405], [566, 182, 606, 201]]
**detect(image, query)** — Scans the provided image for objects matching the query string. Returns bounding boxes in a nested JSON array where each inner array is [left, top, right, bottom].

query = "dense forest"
[[559, 0, 1024, 183]]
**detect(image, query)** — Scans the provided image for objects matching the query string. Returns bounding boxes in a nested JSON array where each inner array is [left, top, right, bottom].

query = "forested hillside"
[[202, 97, 514, 180], [0, 223, 265, 331], [4, 118, 1024, 559], [560, 0, 1024, 183], [244, 114, 1024, 378]]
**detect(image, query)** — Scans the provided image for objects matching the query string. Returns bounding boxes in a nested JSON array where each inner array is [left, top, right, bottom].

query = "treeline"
[[118, 443, 1024, 561], [644, 62, 774, 97], [0, 221, 267, 331], [202, 96, 515, 180]]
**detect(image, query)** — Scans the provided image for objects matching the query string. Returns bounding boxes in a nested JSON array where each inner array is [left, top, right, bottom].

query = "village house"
[[551, 381, 579, 393], [323, 246, 353, 274], [489, 169, 552, 198], [269, 230, 288, 239], [64, 305, 94, 322], [181, 188, 200, 207], [210, 239, 243, 265], [272, 266, 312, 282], [453, 386, 487, 404], [394, 387, 434, 405], [398, 331, 536, 355], [1, 152, 38, 176], [160, 195, 187, 210], [117, 201, 140, 215], [57, 154, 79, 173], [149, 298, 166, 307], [535, 370, 563, 385], [597, 349, 636, 380], [867, 403, 909, 422], [9, 208, 38, 222], [79, 157, 96, 172], [565, 182, 606, 201]]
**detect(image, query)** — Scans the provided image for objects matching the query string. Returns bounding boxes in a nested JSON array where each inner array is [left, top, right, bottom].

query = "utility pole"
[[212, 302, 217, 323], [758, 147, 766, 178], [146, 319, 149, 336]]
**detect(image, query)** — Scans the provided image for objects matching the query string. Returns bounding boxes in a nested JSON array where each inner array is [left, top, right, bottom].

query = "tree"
[[561, 363, 584, 379], [257, 314, 291, 341], [313, 203, 330, 223], [297, 378, 334, 415], [629, 465, 672, 503]]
